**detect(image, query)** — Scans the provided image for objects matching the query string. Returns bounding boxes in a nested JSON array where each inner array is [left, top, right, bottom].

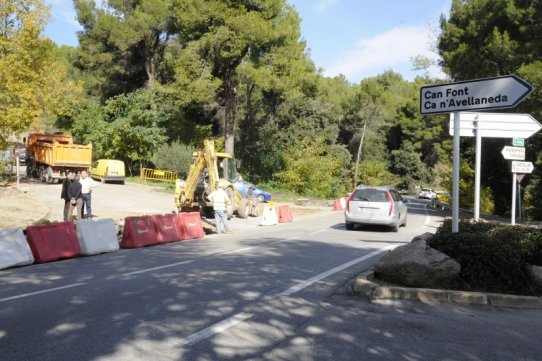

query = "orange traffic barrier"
[[278, 205, 293, 223]]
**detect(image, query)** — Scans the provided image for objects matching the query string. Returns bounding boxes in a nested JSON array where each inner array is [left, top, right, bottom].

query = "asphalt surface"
[[1, 199, 541, 360]]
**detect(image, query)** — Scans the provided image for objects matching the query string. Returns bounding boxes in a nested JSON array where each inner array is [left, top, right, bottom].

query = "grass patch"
[[126, 176, 175, 192]]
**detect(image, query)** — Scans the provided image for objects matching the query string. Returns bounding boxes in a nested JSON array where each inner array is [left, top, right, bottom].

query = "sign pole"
[[518, 183, 522, 221], [474, 114, 481, 222], [510, 173, 517, 225], [452, 111, 460, 232]]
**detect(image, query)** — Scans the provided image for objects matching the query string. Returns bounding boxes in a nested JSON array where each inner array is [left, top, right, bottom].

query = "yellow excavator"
[[174, 139, 260, 218]]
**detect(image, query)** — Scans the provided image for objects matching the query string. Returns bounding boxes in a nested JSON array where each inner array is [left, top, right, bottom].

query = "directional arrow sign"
[[511, 161, 534, 173], [449, 112, 542, 138], [501, 146, 525, 160], [421, 75, 533, 115]]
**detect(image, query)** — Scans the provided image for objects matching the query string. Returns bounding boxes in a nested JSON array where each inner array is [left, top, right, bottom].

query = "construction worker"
[[207, 182, 231, 234], [79, 170, 97, 219], [68, 174, 83, 221], [60, 170, 75, 221]]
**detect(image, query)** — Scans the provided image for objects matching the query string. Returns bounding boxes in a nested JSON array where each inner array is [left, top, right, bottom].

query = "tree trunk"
[[223, 68, 236, 157], [354, 121, 367, 185]]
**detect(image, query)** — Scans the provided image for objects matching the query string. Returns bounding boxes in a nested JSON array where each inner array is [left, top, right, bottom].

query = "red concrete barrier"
[[177, 212, 205, 240], [121, 216, 159, 248], [278, 205, 293, 223], [153, 214, 182, 244], [25, 222, 81, 263]]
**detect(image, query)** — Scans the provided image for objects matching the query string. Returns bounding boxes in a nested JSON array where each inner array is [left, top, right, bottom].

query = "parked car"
[[233, 179, 271, 203], [89, 159, 125, 184], [344, 185, 408, 232], [418, 188, 437, 199], [16, 146, 26, 165]]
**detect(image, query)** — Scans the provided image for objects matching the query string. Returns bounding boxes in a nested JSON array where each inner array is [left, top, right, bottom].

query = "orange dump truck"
[[26, 133, 92, 183]]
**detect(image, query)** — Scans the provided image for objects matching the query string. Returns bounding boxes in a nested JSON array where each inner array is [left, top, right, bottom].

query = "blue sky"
[[43, 0, 452, 82]]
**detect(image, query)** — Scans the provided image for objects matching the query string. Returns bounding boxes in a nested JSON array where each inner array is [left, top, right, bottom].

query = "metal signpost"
[[510, 162, 534, 225], [421, 75, 533, 232], [449, 112, 540, 222]]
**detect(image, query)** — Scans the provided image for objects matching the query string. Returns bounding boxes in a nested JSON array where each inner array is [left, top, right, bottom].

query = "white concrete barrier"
[[260, 205, 278, 226], [76, 218, 120, 255], [0, 228, 34, 270]]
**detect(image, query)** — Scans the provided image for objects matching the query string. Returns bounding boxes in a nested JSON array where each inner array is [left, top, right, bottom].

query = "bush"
[[151, 141, 194, 177], [428, 220, 542, 296]]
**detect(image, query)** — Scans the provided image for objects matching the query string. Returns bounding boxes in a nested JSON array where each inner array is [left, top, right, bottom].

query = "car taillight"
[[386, 192, 394, 216], [346, 192, 354, 212]]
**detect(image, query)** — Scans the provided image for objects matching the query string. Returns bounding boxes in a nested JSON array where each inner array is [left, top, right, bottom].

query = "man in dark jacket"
[[61, 170, 74, 221], [67, 174, 83, 221]]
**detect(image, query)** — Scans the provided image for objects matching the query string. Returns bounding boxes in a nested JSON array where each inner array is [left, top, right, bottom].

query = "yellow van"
[[89, 159, 125, 184]]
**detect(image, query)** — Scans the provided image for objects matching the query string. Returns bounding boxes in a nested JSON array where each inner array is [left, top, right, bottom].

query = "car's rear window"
[[351, 189, 389, 202]]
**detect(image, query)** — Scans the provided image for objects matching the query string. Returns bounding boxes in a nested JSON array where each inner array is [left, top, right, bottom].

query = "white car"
[[418, 188, 437, 199]]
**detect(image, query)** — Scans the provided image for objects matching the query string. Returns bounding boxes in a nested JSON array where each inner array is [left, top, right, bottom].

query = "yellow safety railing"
[[141, 168, 178, 183]]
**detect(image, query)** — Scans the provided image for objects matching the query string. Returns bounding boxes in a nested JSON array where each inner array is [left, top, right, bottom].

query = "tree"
[[0, 0, 82, 147], [169, 0, 291, 156], [74, 0, 171, 99]]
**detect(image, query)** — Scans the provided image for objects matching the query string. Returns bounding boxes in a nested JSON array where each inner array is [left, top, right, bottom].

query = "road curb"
[[352, 271, 542, 309]]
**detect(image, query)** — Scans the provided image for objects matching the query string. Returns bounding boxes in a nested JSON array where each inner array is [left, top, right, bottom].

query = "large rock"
[[375, 233, 461, 288], [526, 264, 542, 288]]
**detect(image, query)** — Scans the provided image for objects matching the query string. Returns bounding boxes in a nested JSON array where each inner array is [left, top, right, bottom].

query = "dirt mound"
[[0, 186, 49, 228]]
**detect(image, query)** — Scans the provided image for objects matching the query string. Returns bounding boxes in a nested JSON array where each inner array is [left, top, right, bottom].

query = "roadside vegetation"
[[429, 220, 542, 296], [2, 1, 542, 219]]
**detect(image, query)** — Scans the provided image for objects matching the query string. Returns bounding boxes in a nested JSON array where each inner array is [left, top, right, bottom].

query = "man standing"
[[68, 174, 83, 221], [79, 170, 97, 219], [207, 182, 231, 234], [60, 170, 74, 221]]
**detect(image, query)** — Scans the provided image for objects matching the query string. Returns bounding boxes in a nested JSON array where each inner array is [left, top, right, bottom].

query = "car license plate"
[[360, 207, 377, 213]]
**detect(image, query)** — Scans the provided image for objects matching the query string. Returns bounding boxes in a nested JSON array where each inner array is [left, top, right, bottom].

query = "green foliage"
[[390, 141, 430, 185], [357, 159, 398, 187], [276, 136, 349, 198], [151, 141, 195, 177], [429, 220, 542, 295], [0, 0, 83, 146]]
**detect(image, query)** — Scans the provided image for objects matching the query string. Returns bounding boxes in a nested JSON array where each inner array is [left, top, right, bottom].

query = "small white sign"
[[511, 161, 534, 174], [449, 112, 542, 138], [501, 146, 525, 160]]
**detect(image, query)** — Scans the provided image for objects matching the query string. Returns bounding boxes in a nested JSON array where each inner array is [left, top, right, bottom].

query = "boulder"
[[526, 264, 542, 288], [375, 233, 460, 288]]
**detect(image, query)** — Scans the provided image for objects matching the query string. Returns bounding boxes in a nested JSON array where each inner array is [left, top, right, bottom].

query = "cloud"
[[314, 0, 339, 13], [324, 25, 443, 81], [44, 0, 82, 29]]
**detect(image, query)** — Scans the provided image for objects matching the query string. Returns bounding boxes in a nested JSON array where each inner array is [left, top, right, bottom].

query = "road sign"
[[501, 146, 525, 160], [511, 161, 534, 173], [517, 173, 527, 184], [449, 112, 542, 138], [421, 75, 533, 115], [513, 138, 525, 147]]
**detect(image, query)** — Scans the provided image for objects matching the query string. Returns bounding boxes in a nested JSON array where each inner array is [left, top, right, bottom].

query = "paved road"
[[1, 200, 541, 360]]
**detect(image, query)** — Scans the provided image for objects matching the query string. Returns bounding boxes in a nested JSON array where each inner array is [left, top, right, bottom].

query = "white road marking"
[[181, 312, 253, 347], [423, 204, 432, 228], [0, 283, 86, 303], [219, 247, 256, 255], [119, 260, 194, 276], [280, 245, 396, 296], [308, 229, 327, 235]]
